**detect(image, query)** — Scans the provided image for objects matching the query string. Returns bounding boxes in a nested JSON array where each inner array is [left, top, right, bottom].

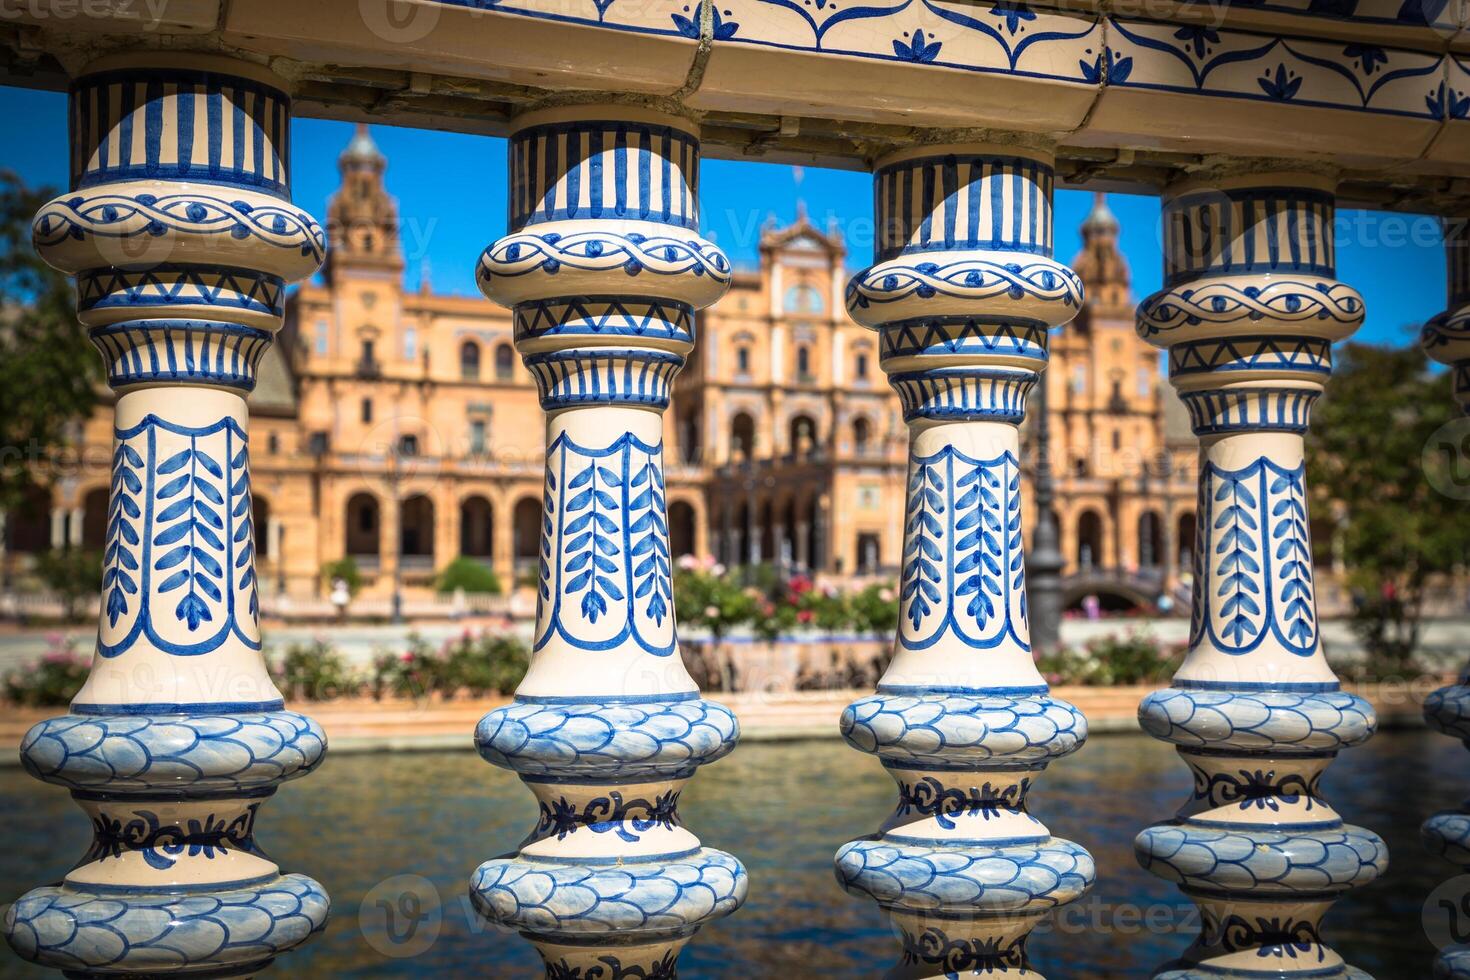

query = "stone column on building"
[[1421, 214, 1470, 977], [814, 494, 829, 573], [471, 105, 746, 976], [4, 54, 329, 975], [794, 517, 810, 571], [48, 507, 65, 550], [68, 507, 84, 548], [1134, 170, 1385, 975], [835, 141, 1093, 973], [720, 498, 734, 566], [747, 487, 763, 566]]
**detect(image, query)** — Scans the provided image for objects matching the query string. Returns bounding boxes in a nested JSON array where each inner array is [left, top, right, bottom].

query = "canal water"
[[0, 729, 1455, 978]]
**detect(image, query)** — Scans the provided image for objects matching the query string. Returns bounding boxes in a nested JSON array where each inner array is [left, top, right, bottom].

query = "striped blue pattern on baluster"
[[1182, 386, 1322, 435], [71, 68, 291, 196], [88, 319, 274, 392], [875, 153, 1054, 261], [886, 366, 1038, 423], [1164, 188, 1336, 286], [523, 348, 686, 410], [509, 120, 700, 232]]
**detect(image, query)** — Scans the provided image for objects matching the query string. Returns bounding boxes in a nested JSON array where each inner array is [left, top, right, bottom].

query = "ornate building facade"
[[2, 126, 1194, 604]]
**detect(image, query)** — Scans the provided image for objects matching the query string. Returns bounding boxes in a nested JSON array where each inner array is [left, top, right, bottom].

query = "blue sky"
[[0, 84, 1445, 347]]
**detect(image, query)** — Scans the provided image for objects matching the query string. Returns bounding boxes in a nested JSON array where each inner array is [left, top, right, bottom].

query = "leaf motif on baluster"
[[229, 443, 256, 618], [629, 454, 671, 626], [955, 458, 1005, 627], [901, 460, 944, 630], [1006, 462, 1026, 626], [539, 464, 556, 602], [563, 459, 623, 624], [152, 436, 227, 631], [1213, 471, 1262, 646], [1270, 466, 1316, 648], [103, 440, 144, 626]]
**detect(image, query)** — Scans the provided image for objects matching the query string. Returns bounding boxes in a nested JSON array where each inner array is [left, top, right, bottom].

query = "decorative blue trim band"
[[1164, 187, 1335, 286], [874, 684, 1051, 696], [90, 319, 273, 391], [510, 119, 700, 232], [1169, 336, 1333, 378], [34, 193, 325, 265], [97, 413, 261, 658], [848, 256, 1082, 314], [515, 296, 695, 344], [72, 698, 287, 714], [879, 318, 1049, 362], [1140, 282, 1361, 336], [874, 153, 1054, 261], [1170, 679, 1340, 692], [514, 691, 700, 705], [78, 265, 286, 319], [71, 67, 291, 197], [480, 229, 730, 285]]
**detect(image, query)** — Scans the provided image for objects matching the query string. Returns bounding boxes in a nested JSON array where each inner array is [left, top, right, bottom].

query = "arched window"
[[796, 345, 812, 380], [460, 340, 481, 380], [789, 414, 817, 458], [853, 416, 872, 456], [495, 342, 515, 380], [731, 412, 755, 462], [1077, 510, 1104, 571], [736, 345, 751, 376], [399, 434, 419, 457], [854, 352, 869, 380]]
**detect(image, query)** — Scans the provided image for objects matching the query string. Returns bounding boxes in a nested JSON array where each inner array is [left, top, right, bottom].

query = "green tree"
[[34, 548, 103, 620], [435, 556, 502, 595], [0, 171, 99, 513], [1307, 342, 1470, 666]]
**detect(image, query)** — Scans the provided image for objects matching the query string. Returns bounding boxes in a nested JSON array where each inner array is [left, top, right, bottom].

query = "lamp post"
[[1030, 358, 1065, 654]]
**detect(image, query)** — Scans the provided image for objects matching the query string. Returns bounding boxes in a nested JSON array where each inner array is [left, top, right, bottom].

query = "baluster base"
[[5, 874, 328, 978]]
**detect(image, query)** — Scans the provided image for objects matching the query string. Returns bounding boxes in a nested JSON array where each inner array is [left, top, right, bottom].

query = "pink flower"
[[704, 605, 719, 619]]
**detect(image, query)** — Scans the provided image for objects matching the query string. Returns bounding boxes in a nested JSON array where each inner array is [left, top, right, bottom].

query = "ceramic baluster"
[[835, 143, 1094, 977], [1134, 172, 1386, 978], [1421, 217, 1470, 979], [3, 55, 329, 977], [471, 105, 747, 976]]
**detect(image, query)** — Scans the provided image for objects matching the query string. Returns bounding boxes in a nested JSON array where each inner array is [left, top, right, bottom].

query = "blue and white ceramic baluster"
[[835, 143, 1094, 977], [1134, 172, 1386, 979], [472, 105, 747, 976], [1421, 216, 1470, 979], [4, 54, 328, 977]]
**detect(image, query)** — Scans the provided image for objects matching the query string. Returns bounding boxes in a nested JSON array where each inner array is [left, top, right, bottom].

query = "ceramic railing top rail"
[[4, 2, 1470, 203]]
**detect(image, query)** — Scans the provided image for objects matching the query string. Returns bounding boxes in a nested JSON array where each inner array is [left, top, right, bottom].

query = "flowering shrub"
[[674, 556, 900, 638], [673, 556, 758, 639], [371, 631, 528, 701], [1035, 631, 1182, 686], [3, 636, 89, 706], [270, 640, 361, 701]]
